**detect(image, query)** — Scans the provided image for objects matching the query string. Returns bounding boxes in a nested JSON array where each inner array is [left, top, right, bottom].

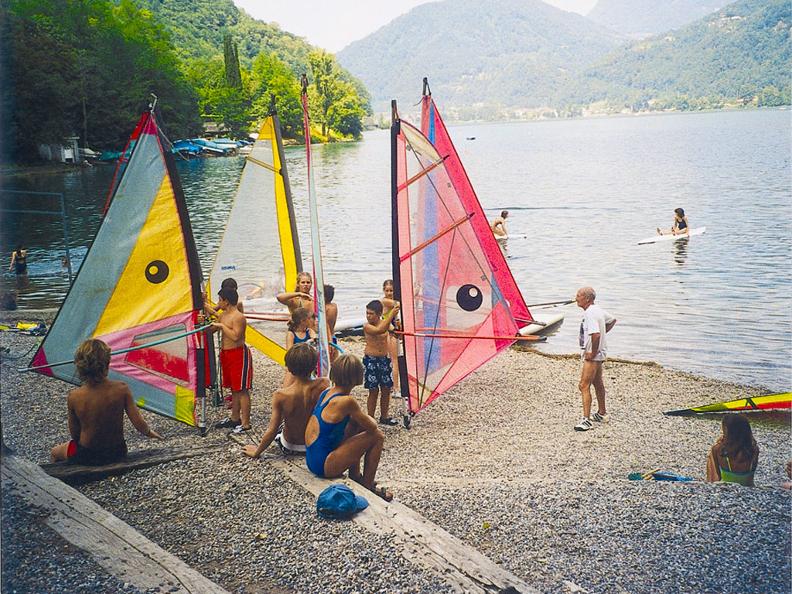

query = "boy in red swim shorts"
[[212, 287, 252, 433]]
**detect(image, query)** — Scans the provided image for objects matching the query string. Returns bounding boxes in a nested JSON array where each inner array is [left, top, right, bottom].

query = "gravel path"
[[2, 323, 789, 593]]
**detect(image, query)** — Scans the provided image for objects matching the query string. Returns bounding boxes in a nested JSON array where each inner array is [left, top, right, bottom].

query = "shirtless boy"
[[380, 280, 400, 391], [243, 344, 329, 458], [212, 287, 253, 433], [50, 339, 162, 464], [363, 299, 400, 426], [277, 272, 314, 315]]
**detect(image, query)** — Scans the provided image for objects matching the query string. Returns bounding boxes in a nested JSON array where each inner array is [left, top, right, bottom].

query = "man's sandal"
[[369, 484, 393, 502]]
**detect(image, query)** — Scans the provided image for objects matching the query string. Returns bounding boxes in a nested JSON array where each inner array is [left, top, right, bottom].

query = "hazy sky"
[[233, 0, 599, 53]]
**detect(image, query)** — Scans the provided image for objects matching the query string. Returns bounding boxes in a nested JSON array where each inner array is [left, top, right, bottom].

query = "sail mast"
[[391, 100, 409, 401], [300, 75, 331, 376]]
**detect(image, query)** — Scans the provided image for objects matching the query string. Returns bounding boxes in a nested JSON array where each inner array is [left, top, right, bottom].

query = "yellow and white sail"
[[208, 99, 302, 366]]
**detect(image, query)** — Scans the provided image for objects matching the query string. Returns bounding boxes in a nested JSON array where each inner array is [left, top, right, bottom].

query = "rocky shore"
[[1, 327, 789, 593]]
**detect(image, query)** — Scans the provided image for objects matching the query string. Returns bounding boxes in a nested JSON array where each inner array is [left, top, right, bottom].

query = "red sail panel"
[[421, 96, 533, 327], [395, 119, 520, 415]]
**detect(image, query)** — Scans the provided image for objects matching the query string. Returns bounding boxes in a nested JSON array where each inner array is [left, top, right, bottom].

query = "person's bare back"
[[68, 379, 129, 451], [277, 377, 329, 446]]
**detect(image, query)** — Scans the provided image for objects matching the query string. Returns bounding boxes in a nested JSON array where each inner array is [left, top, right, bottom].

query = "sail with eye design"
[[30, 100, 209, 427], [391, 80, 535, 423], [207, 96, 303, 367]]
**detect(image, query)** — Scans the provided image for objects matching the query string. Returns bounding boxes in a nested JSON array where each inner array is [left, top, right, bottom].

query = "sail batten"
[[392, 87, 534, 418]]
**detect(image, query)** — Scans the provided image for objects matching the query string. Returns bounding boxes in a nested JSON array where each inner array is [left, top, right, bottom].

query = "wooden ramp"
[[2, 453, 229, 594], [40, 444, 224, 484], [272, 457, 538, 594]]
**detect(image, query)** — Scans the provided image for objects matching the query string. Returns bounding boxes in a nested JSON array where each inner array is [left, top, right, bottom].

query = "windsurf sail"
[[208, 95, 302, 366], [391, 80, 534, 417], [301, 75, 331, 376], [664, 392, 791, 416], [30, 98, 210, 427]]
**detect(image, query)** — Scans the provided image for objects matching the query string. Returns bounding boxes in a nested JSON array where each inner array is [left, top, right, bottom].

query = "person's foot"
[[369, 483, 394, 502], [591, 411, 609, 423], [231, 424, 252, 434], [215, 418, 237, 429], [379, 417, 399, 426], [574, 418, 593, 431]]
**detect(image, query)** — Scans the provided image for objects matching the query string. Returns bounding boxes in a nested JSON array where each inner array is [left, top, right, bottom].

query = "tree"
[[308, 50, 343, 137], [223, 33, 242, 89], [250, 52, 302, 137]]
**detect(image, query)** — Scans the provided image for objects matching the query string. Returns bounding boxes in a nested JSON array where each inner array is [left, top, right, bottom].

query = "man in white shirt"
[[574, 286, 616, 432]]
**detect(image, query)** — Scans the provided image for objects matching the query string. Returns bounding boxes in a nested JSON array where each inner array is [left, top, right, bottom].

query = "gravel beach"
[[2, 323, 789, 593]]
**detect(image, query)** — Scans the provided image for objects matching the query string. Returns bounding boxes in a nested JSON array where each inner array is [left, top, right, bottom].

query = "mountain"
[[587, 0, 735, 38], [337, 0, 623, 113], [569, 0, 791, 110]]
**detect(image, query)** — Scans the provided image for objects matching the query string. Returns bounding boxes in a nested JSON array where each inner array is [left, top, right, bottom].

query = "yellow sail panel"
[[95, 174, 193, 336], [260, 117, 299, 295]]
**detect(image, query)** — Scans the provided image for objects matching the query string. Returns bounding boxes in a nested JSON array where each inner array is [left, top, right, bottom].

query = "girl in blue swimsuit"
[[304, 353, 393, 501], [282, 307, 317, 387]]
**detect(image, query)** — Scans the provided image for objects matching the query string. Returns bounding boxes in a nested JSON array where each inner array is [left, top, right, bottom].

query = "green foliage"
[[250, 53, 302, 136], [134, 0, 370, 139], [567, 0, 792, 112], [223, 33, 242, 89], [183, 56, 252, 136], [3, 0, 201, 161]]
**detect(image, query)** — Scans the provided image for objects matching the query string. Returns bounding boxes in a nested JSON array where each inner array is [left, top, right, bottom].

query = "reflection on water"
[[1, 109, 790, 391], [674, 237, 688, 265]]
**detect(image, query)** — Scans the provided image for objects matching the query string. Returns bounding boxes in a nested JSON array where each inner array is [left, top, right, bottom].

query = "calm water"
[[2, 109, 790, 391]]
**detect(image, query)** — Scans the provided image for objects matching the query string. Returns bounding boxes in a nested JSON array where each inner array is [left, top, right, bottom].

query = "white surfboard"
[[638, 227, 706, 245], [518, 311, 565, 336]]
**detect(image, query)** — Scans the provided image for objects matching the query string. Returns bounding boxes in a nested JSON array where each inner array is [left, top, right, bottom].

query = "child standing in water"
[[381, 280, 400, 392], [363, 300, 400, 425]]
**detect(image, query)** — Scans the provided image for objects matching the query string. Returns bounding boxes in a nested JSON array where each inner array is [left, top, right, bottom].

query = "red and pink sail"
[[392, 80, 533, 418]]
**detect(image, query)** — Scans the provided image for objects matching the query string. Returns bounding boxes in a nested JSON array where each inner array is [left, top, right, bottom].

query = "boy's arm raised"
[[366, 303, 400, 336]]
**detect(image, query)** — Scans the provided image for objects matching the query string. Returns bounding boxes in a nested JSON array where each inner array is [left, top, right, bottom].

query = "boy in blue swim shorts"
[[363, 300, 400, 426]]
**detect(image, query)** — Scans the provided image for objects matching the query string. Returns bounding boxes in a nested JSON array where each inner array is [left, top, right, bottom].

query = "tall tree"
[[223, 33, 242, 89]]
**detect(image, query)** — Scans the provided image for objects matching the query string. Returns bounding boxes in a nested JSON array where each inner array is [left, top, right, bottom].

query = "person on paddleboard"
[[657, 208, 689, 237], [491, 210, 508, 239]]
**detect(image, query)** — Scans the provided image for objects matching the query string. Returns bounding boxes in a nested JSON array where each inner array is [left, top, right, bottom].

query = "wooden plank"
[[272, 458, 538, 594], [40, 444, 224, 484], [2, 453, 229, 594]]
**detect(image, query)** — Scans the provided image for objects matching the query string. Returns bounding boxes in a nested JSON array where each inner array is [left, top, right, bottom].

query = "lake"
[[2, 108, 790, 391]]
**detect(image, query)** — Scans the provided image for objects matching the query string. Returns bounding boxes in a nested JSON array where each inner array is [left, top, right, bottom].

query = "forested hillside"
[[588, 0, 733, 37], [570, 0, 791, 111], [1, 0, 371, 163], [337, 0, 623, 114]]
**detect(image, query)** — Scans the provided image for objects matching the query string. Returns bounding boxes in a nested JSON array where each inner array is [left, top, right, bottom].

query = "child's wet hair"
[[288, 307, 314, 332], [330, 353, 364, 387], [383, 279, 394, 289], [366, 300, 384, 316], [675, 208, 685, 217], [324, 284, 335, 303], [284, 343, 318, 378], [218, 287, 239, 305], [74, 339, 111, 385], [221, 278, 238, 289]]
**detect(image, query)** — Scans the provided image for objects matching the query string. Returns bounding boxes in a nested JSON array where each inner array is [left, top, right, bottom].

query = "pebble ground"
[[1, 322, 789, 593]]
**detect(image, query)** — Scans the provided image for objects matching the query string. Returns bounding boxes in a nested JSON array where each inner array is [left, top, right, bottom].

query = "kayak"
[[638, 227, 706, 245]]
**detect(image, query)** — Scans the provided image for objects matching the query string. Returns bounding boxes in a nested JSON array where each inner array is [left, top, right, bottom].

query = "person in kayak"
[[657, 208, 689, 236]]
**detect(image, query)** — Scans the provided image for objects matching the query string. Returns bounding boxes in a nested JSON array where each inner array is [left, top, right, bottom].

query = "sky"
[[233, 0, 600, 53]]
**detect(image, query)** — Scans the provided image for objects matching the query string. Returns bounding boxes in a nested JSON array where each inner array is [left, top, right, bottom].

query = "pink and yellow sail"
[[31, 102, 209, 427]]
